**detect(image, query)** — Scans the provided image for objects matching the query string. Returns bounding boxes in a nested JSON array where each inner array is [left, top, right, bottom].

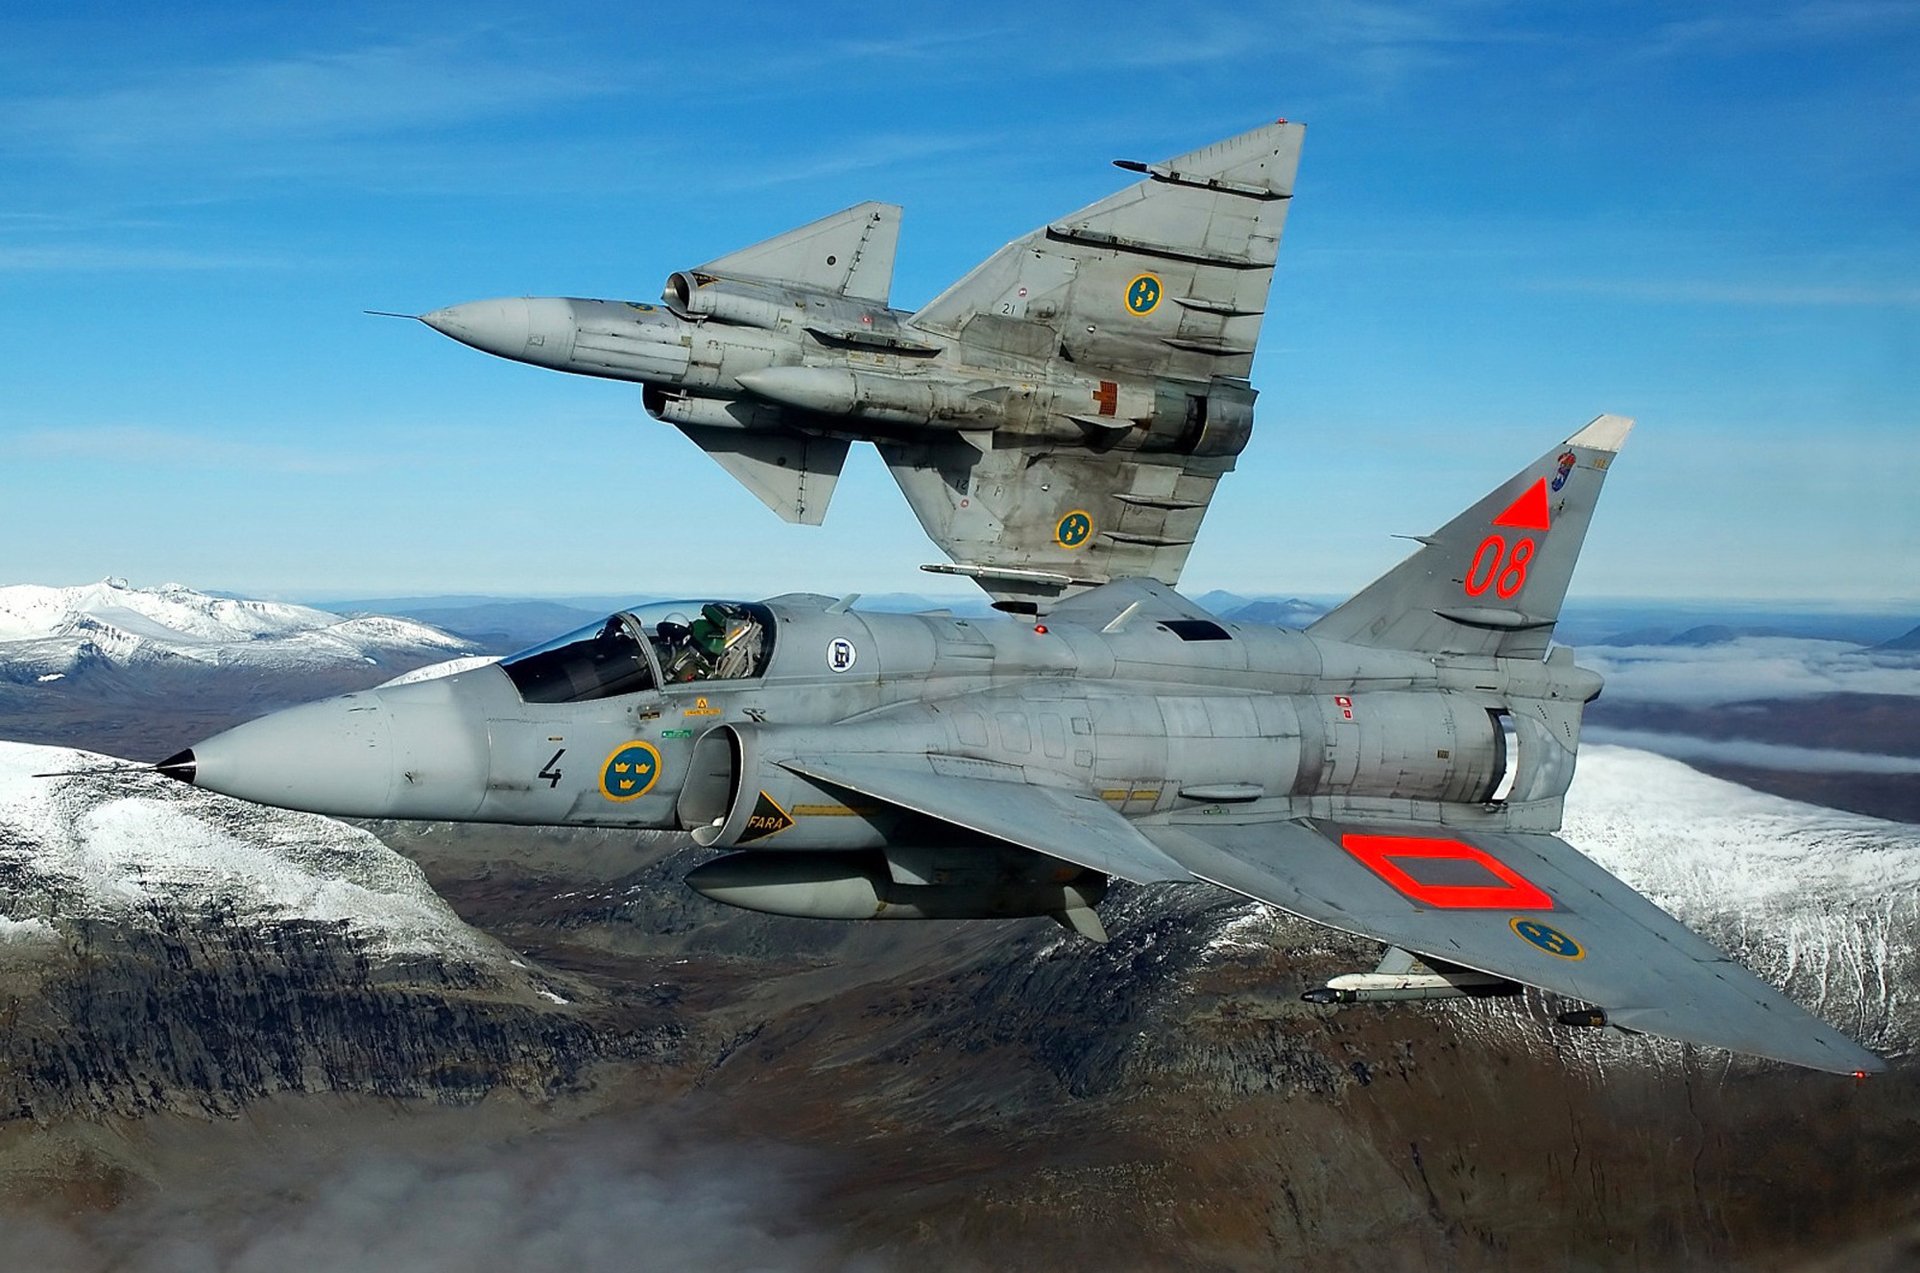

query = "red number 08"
[[1464, 534, 1536, 599]]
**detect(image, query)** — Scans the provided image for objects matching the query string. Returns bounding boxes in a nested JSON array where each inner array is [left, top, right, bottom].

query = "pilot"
[[654, 613, 712, 682]]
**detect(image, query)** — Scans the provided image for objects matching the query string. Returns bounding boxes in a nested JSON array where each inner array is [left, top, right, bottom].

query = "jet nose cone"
[[420, 297, 576, 366], [421, 298, 529, 354], [174, 679, 493, 821], [184, 696, 399, 817]]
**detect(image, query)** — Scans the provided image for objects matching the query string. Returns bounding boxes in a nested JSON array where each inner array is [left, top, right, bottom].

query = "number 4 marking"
[[538, 749, 566, 788]]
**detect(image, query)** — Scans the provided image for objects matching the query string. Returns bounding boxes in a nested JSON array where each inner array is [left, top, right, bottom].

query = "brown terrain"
[[1, 668, 1916, 1269]]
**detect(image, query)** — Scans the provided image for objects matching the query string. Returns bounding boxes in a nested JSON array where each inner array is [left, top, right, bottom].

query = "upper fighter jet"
[[155, 415, 1883, 1075], [406, 120, 1305, 611]]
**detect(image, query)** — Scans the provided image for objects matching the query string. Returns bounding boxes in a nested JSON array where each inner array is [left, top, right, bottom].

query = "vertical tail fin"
[[908, 120, 1304, 383], [1307, 414, 1632, 658]]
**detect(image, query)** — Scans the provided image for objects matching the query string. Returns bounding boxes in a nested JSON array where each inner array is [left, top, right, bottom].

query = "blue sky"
[[3, 1, 1914, 606]]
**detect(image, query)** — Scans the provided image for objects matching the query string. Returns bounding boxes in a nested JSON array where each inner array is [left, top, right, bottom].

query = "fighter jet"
[[155, 415, 1882, 1074], [403, 120, 1305, 611]]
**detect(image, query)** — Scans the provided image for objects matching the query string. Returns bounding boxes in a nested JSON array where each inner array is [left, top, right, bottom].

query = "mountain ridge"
[[0, 579, 473, 679]]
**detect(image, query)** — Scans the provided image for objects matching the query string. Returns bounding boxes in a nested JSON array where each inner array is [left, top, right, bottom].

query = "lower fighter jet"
[[156, 416, 1883, 1074]]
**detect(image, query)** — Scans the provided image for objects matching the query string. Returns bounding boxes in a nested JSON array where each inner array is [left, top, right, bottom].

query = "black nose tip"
[[155, 749, 197, 784]]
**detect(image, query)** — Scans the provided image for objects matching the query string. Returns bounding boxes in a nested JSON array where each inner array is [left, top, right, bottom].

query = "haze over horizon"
[[4, 1, 1913, 605]]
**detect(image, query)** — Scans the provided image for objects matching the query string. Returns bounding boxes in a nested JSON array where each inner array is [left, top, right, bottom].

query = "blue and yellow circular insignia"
[[1125, 273, 1162, 316], [1055, 509, 1094, 549], [1510, 917, 1584, 961], [599, 740, 662, 802]]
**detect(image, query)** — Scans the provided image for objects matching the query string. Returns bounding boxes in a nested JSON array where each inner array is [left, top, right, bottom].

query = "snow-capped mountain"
[[1562, 745, 1920, 1056], [0, 740, 630, 1125], [0, 579, 473, 679], [1, 740, 498, 960]]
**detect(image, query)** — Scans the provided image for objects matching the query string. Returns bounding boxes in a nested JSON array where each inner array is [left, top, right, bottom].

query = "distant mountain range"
[[311, 588, 1340, 650], [0, 581, 482, 762], [0, 579, 473, 680], [1588, 620, 1920, 651], [1878, 622, 1920, 652]]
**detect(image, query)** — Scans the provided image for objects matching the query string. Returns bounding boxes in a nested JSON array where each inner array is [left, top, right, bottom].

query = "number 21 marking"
[[1464, 535, 1535, 599]]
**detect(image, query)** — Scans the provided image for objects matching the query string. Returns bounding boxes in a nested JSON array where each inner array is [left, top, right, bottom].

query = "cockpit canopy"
[[500, 600, 775, 704]]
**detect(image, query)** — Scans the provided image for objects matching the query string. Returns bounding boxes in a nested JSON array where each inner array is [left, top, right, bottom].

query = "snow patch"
[[0, 916, 56, 943], [1199, 907, 1277, 959]]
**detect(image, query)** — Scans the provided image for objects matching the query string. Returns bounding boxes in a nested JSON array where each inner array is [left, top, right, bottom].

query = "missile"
[[735, 366, 1009, 429], [735, 365, 1164, 438], [1302, 968, 1521, 1004]]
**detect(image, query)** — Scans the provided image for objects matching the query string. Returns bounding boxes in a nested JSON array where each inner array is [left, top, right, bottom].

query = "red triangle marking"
[[1493, 478, 1551, 531]]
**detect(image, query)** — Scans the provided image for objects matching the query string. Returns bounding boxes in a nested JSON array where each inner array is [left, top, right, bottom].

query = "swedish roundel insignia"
[[1125, 273, 1162, 316], [1510, 917, 1585, 961], [599, 741, 662, 802], [1055, 509, 1094, 548]]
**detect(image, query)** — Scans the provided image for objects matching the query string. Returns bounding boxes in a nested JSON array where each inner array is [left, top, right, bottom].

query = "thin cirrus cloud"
[[9, 426, 371, 477], [1528, 277, 1920, 308], [0, 244, 291, 272], [711, 131, 1004, 192], [0, 35, 628, 159], [1630, 1, 1920, 60]]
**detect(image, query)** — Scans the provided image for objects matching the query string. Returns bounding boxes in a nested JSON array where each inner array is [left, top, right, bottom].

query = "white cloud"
[[1585, 727, 1920, 774], [5, 1117, 886, 1272], [1583, 637, 1920, 706]]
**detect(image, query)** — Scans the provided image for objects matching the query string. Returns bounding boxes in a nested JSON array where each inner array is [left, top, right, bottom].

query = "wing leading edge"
[[1142, 816, 1883, 1074], [775, 752, 1193, 885]]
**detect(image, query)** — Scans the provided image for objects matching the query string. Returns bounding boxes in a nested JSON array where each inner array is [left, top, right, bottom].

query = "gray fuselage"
[[181, 589, 1600, 849]]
